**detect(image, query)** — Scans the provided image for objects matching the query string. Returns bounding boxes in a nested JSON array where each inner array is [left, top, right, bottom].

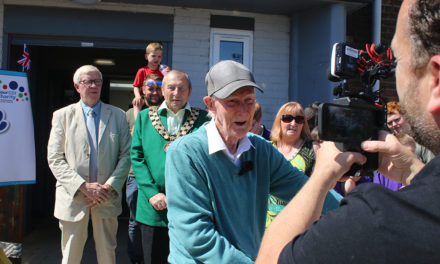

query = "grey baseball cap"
[[205, 60, 263, 99]]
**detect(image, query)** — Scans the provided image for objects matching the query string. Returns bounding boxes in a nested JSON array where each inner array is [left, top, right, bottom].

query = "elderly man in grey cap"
[[164, 60, 342, 264]]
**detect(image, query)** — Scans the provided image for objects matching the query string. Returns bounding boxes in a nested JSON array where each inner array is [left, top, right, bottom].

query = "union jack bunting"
[[17, 44, 31, 71]]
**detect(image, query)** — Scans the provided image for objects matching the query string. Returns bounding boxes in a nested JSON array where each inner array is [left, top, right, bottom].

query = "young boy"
[[132, 42, 169, 109]]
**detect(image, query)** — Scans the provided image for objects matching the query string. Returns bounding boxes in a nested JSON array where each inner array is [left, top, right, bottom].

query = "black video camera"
[[318, 42, 395, 176]]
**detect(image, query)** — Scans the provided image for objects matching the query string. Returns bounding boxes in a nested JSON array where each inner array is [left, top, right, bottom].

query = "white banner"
[[0, 70, 35, 185]]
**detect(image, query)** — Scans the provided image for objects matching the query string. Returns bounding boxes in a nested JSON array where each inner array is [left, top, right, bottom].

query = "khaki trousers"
[[59, 208, 118, 264]]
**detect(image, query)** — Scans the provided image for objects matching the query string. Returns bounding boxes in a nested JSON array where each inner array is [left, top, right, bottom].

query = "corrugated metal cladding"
[[4, 5, 174, 49]]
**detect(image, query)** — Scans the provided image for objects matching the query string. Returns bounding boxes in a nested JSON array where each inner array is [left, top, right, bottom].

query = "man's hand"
[[361, 130, 424, 186], [256, 141, 366, 264], [343, 176, 362, 194], [132, 96, 145, 108], [79, 182, 110, 208], [149, 193, 167, 211], [313, 141, 367, 189]]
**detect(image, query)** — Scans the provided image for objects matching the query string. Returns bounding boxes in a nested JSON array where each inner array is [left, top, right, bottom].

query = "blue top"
[[80, 100, 101, 139], [165, 127, 342, 263]]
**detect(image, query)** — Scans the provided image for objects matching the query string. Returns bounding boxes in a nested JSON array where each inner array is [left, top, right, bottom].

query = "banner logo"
[[0, 109, 9, 133], [0, 80, 30, 103]]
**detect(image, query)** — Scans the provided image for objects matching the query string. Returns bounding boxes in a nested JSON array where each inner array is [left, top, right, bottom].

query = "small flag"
[[17, 44, 31, 71]]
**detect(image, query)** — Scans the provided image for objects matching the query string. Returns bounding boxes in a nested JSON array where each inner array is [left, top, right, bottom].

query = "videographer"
[[256, 0, 440, 263]]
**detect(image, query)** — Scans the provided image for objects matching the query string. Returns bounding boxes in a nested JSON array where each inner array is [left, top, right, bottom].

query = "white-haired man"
[[48, 65, 131, 264]]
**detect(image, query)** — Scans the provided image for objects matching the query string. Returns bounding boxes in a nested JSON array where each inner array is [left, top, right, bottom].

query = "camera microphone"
[[238, 161, 253, 176]]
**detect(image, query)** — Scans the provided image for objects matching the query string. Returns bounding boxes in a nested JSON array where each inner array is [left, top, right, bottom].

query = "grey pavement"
[[22, 218, 131, 264]]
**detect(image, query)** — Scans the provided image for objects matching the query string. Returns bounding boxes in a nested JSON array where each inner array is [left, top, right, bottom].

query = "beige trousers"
[[58, 208, 118, 264]]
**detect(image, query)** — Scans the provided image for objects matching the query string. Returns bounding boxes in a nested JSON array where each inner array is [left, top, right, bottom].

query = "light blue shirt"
[[80, 100, 101, 140]]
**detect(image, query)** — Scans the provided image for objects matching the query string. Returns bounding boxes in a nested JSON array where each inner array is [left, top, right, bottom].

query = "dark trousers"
[[126, 176, 143, 263], [140, 223, 169, 264]]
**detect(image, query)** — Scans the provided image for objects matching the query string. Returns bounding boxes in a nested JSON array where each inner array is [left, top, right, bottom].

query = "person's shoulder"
[[125, 108, 134, 121], [102, 102, 125, 115], [248, 132, 273, 148], [137, 65, 149, 72], [169, 126, 207, 152], [342, 181, 397, 210], [138, 106, 154, 119], [301, 139, 315, 154], [191, 107, 211, 122], [52, 102, 78, 116], [101, 104, 129, 124], [410, 155, 440, 185], [191, 106, 207, 114]]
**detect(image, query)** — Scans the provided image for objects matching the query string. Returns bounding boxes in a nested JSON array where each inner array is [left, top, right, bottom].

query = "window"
[[210, 29, 253, 70]]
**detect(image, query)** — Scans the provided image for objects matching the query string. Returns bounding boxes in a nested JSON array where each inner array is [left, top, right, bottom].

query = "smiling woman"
[[266, 101, 315, 228]]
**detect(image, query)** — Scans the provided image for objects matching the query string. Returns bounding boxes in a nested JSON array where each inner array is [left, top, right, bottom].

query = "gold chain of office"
[[148, 106, 201, 151]]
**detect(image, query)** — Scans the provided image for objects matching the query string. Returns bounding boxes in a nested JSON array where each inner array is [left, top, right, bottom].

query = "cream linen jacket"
[[47, 101, 131, 221]]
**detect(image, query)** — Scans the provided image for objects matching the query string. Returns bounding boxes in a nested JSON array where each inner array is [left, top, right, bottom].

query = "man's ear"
[[203, 96, 213, 111], [428, 55, 440, 114], [74, 83, 80, 93]]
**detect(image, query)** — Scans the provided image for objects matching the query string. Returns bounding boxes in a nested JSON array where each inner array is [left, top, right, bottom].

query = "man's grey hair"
[[409, 0, 440, 69], [73, 65, 103, 84]]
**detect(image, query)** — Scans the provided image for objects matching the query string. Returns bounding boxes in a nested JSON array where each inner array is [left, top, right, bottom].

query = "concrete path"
[[22, 218, 132, 264]]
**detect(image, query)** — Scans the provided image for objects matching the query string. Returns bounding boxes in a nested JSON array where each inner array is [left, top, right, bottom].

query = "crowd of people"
[[47, 0, 440, 263]]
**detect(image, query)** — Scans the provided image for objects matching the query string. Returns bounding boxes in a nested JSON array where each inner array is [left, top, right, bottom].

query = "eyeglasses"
[[145, 81, 162, 88], [281, 114, 305, 124], [80, 79, 102, 87]]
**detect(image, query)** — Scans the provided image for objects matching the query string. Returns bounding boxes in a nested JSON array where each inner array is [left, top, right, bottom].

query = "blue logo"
[[0, 109, 10, 133]]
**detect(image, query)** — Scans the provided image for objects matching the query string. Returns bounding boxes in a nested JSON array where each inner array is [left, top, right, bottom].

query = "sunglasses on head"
[[145, 81, 162, 88], [281, 114, 305, 124]]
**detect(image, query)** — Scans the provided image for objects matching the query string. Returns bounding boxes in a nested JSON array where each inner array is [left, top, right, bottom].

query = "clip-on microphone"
[[238, 161, 253, 176]]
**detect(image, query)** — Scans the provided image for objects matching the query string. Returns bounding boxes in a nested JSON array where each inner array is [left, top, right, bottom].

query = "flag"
[[17, 44, 31, 71]]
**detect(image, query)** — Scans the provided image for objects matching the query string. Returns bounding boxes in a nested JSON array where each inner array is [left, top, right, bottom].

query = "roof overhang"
[[101, 0, 372, 15]]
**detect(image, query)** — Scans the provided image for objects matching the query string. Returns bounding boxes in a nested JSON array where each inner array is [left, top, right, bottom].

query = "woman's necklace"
[[278, 139, 304, 160]]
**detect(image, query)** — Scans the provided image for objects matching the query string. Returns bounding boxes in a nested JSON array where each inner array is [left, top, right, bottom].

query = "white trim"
[[209, 28, 253, 70]]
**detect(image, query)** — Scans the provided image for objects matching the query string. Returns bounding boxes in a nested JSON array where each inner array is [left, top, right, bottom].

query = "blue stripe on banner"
[[0, 70, 27, 77], [0, 180, 36, 186]]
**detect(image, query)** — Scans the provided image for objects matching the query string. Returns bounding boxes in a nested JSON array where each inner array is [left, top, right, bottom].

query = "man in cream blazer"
[[47, 65, 131, 264]]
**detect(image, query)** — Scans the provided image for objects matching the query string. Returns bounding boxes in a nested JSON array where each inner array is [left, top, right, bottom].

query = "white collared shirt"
[[206, 120, 254, 167], [158, 101, 191, 135]]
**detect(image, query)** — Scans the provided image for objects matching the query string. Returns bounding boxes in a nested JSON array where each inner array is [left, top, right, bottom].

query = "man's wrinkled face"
[[162, 72, 191, 113], [392, 0, 440, 154], [210, 87, 256, 143], [74, 71, 102, 107]]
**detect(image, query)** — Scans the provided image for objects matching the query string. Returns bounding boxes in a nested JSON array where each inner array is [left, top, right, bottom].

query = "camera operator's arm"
[[361, 130, 425, 186], [256, 141, 366, 264]]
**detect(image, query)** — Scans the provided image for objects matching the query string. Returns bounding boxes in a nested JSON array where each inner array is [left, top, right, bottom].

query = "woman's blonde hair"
[[271, 102, 310, 146]]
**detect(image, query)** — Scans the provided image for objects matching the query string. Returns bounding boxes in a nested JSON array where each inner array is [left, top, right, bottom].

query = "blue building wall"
[[290, 4, 346, 107]]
